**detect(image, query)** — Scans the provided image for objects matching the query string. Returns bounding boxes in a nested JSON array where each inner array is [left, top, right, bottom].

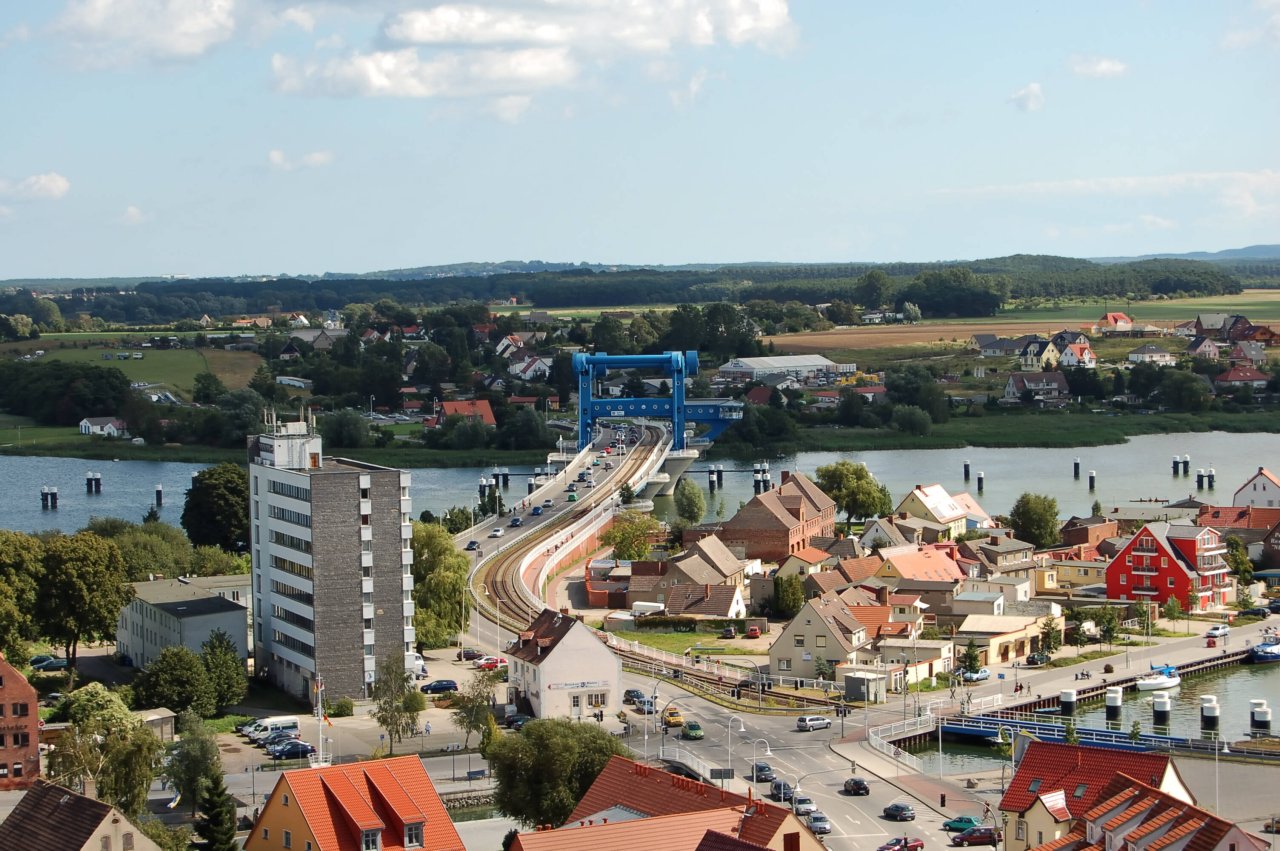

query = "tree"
[[479, 713, 502, 757], [452, 670, 502, 747], [1008, 493, 1061, 549], [440, 506, 474, 534], [192, 372, 228, 404], [1039, 616, 1062, 655], [1184, 591, 1197, 632], [1091, 499, 1103, 517], [410, 521, 472, 649], [135, 646, 217, 718], [487, 717, 628, 827], [371, 656, 417, 755], [1162, 598, 1183, 623], [202, 629, 247, 712], [1158, 369, 1211, 412], [672, 477, 706, 525], [773, 574, 804, 619], [48, 684, 162, 817], [1063, 720, 1080, 745], [1097, 607, 1119, 648], [890, 404, 932, 436], [814, 460, 893, 524], [1130, 720, 1143, 744], [601, 511, 660, 561], [901, 301, 922, 323], [0, 530, 43, 660], [195, 772, 239, 851], [37, 532, 132, 667], [319, 409, 371, 448], [960, 639, 982, 676], [1225, 535, 1253, 585], [166, 712, 222, 815], [189, 546, 249, 576], [181, 462, 250, 552]]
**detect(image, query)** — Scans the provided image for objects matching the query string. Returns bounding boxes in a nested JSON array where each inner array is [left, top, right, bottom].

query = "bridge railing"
[[867, 715, 930, 772], [453, 443, 595, 546], [658, 745, 717, 783]]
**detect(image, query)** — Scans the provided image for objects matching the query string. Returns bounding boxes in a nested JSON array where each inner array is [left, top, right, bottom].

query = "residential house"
[[663, 535, 751, 590], [287, 312, 310, 328], [959, 531, 1037, 579], [835, 554, 886, 585], [1026, 773, 1264, 851], [512, 809, 775, 851], [0, 655, 39, 789], [244, 756, 463, 851], [804, 569, 852, 599], [1262, 516, 1280, 572], [980, 338, 1025, 358], [769, 595, 867, 679], [776, 546, 838, 579], [950, 591, 1005, 616], [1127, 343, 1176, 365], [847, 384, 889, 404], [277, 340, 303, 361], [1042, 559, 1110, 594], [1004, 372, 1070, 403], [877, 546, 966, 583], [1213, 365, 1269, 392], [0, 779, 163, 850], [116, 578, 248, 670], [437, 399, 497, 427], [998, 740, 1189, 851], [895, 484, 968, 538], [688, 471, 835, 562], [891, 578, 962, 614], [1060, 515, 1119, 548], [568, 756, 824, 851], [664, 584, 747, 619], [1240, 324, 1279, 345], [1194, 504, 1280, 551], [870, 637, 953, 689], [495, 334, 525, 358], [1224, 314, 1256, 341], [1050, 330, 1090, 348], [507, 354, 553, 381], [1228, 341, 1268, 367], [953, 492, 995, 530], [970, 333, 1000, 352], [1019, 339, 1060, 371], [1234, 467, 1280, 508], [79, 416, 127, 437], [1186, 336, 1222, 360], [809, 534, 866, 560], [860, 515, 914, 550], [1105, 519, 1232, 609], [1057, 343, 1096, 369], [198, 313, 215, 328], [508, 608, 620, 719], [1093, 312, 1133, 334], [1196, 313, 1234, 338], [954, 614, 1047, 664], [743, 386, 774, 406]]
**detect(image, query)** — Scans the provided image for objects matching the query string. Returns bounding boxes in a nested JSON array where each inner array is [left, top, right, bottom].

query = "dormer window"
[[362, 829, 381, 851], [406, 823, 424, 848]]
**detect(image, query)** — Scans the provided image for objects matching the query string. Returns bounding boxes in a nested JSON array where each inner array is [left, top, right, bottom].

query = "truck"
[[631, 602, 666, 618]]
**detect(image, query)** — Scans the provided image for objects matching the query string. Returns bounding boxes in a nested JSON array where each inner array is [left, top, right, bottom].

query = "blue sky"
[[1, 1, 1277, 278]]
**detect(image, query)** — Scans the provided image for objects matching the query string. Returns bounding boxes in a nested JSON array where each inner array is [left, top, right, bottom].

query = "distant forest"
[[0, 254, 1257, 325]]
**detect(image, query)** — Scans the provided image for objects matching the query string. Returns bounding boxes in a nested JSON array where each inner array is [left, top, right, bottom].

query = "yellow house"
[[895, 485, 968, 539], [244, 755, 463, 851], [999, 740, 1191, 851]]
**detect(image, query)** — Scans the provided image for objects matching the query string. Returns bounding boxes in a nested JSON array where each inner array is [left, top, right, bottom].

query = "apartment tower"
[[249, 411, 415, 700]]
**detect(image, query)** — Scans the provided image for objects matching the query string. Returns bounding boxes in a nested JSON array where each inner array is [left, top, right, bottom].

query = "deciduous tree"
[[0, 530, 43, 660], [815, 460, 893, 524], [452, 671, 502, 748], [37, 532, 132, 667], [672, 477, 706, 525], [181, 462, 249, 552], [1008, 493, 1060, 549], [1039, 616, 1062, 655], [135, 646, 217, 718], [773, 574, 804, 619], [601, 511, 660, 561], [166, 712, 222, 815], [371, 656, 417, 755]]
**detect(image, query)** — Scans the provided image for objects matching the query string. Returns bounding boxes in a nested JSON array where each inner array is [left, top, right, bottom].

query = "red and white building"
[[1106, 520, 1233, 610]]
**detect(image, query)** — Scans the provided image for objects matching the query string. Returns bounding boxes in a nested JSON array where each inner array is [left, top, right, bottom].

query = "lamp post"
[[999, 724, 1016, 793], [723, 715, 747, 788], [750, 738, 772, 776], [784, 768, 845, 816], [368, 394, 375, 416]]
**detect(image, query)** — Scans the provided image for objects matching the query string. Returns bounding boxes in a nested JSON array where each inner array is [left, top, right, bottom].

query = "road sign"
[[37, 719, 46, 730], [709, 768, 734, 780], [997, 673, 1006, 680]]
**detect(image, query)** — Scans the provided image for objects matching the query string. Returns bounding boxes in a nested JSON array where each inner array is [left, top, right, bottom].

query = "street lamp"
[[369, 394, 375, 416], [723, 715, 747, 788], [750, 738, 772, 775]]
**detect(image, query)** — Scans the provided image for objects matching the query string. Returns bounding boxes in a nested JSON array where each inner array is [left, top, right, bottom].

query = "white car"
[[488, 528, 504, 538], [1206, 624, 1230, 638], [796, 715, 831, 731]]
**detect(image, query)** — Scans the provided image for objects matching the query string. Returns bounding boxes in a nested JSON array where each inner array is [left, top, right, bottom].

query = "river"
[[3, 431, 1278, 533]]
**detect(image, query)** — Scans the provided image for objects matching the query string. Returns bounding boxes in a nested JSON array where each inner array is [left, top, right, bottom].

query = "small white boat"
[[1136, 665, 1181, 691]]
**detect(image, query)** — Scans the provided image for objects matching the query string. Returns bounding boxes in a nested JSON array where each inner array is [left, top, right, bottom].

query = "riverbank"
[[709, 408, 1280, 457]]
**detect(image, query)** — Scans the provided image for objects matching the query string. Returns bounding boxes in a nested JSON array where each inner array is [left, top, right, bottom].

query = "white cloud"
[[1137, 213, 1177, 230], [1008, 82, 1045, 111], [0, 23, 31, 49], [0, 172, 72, 200], [0, 206, 12, 220], [1223, 0, 1280, 48], [315, 33, 345, 50], [268, 148, 335, 170], [273, 46, 577, 97], [279, 6, 315, 33], [670, 68, 710, 107], [121, 205, 151, 224], [57, 0, 237, 63], [491, 94, 532, 122], [1068, 54, 1127, 77]]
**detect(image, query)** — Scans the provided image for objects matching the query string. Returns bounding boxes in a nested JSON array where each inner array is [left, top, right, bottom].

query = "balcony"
[[1130, 565, 1159, 575], [1132, 586, 1160, 596], [1199, 542, 1228, 556]]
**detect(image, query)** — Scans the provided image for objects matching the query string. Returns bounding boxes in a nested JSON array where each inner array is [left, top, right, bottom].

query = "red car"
[[879, 839, 925, 851], [480, 657, 507, 671], [745, 626, 761, 639]]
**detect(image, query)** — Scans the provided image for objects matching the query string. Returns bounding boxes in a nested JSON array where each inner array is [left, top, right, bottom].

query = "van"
[[248, 716, 301, 742], [410, 653, 427, 678]]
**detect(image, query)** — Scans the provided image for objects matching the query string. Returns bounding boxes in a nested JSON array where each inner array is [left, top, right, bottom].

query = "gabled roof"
[[1214, 365, 1268, 383], [1196, 504, 1280, 530], [900, 483, 966, 523], [665, 584, 741, 617], [670, 535, 744, 584], [836, 555, 883, 584], [882, 547, 965, 582], [806, 570, 849, 595], [788, 546, 831, 565], [0, 779, 118, 850], [508, 608, 581, 667], [743, 386, 773, 406], [264, 756, 462, 851], [777, 471, 836, 514], [440, 399, 496, 426], [1234, 467, 1280, 500], [846, 604, 911, 640], [513, 808, 771, 851], [998, 741, 1173, 818], [953, 492, 992, 523]]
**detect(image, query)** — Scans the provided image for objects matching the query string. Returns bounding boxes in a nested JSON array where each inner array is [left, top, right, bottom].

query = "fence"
[[867, 714, 933, 772], [658, 744, 718, 782]]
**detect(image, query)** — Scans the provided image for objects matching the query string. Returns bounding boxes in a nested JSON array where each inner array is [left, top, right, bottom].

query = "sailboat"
[[1136, 664, 1181, 691]]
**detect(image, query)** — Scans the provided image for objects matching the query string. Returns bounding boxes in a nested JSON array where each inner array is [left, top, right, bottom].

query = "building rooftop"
[[999, 741, 1176, 818], [508, 608, 582, 667], [0, 779, 118, 850], [132, 578, 247, 616]]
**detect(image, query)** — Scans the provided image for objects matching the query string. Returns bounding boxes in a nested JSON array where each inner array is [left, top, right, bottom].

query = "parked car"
[[33, 658, 68, 671], [474, 656, 500, 669], [509, 516, 523, 527], [745, 625, 761, 639], [464, 540, 479, 551], [943, 815, 983, 832], [623, 688, 645, 705], [1240, 607, 1271, 619], [962, 667, 991, 682], [504, 714, 532, 729], [457, 648, 484, 661], [791, 794, 816, 816], [1025, 652, 1052, 666], [952, 827, 1002, 847], [681, 721, 704, 740], [883, 803, 917, 821], [796, 715, 831, 731], [271, 740, 315, 760], [420, 679, 459, 694], [843, 777, 871, 795], [720, 626, 737, 639], [807, 812, 832, 835], [479, 657, 507, 671], [1268, 600, 1280, 615], [878, 838, 924, 851], [259, 731, 301, 749], [749, 762, 775, 782], [1206, 624, 1230, 638], [510, 716, 531, 732], [769, 780, 794, 802], [663, 707, 684, 727], [635, 698, 656, 714], [28, 655, 58, 668]]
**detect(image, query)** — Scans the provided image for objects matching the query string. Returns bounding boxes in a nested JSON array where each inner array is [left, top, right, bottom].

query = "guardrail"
[[867, 715, 933, 772], [658, 744, 718, 782], [453, 443, 595, 545]]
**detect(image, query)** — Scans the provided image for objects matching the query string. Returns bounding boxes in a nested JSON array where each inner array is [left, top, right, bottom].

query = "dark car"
[[750, 762, 776, 782], [259, 731, 300, 749], [884, 803, 917, 821], [953, 827, 1002, 847], [458, 648, 485, 661], [420, 679, 459, 694], [1025, 652, 1052, 666], [623, 688, 646, 705], [843, 777, 871, 795], [271, 740, 315, 760], [1269, 601, 1280, 614], [504, 714, 532, 729], [770, 780, 794, 802], [531, 506, 544, 516], [878, 838, 924, 851], [464, 540, 479, 551], [509, 516, 523, 527], [720, 626, 737, 639], [1241, 607, 1271, 619], [33, 658, 68, 671], [28, 654, 58, 668]]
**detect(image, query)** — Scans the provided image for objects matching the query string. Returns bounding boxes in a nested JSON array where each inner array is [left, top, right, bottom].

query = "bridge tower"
[[573, 351, 698, 450]]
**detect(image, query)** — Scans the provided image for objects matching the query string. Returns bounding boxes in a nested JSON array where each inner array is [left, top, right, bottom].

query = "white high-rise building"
[[248, 411, 416, 700]]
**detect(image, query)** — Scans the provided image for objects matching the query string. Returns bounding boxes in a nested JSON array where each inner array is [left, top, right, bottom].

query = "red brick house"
[[0, 655, 40, 790], [1105, 520, 1232, 610], [690, 471, 835, 562]]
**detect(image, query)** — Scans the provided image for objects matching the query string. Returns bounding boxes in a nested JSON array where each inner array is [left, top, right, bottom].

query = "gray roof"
[[154, 596, 244, 618], [132, 578, 245, 612], [954, 591, 1004, 602]]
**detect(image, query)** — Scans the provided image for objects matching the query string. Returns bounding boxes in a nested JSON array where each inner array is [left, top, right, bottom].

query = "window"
[[123, 834, 134, 851], [262, 829, 270, 840], [1073, 784, 1087, 798], [0, 734, 5, 747], [1028, 779, 1042, 792], [1120, 575, 1127, 585], [14, 733, 28, 748], [794, 636, 805, 647], [362, 829, 380, 851], [283, 794, 289, 806], [571, 695, 581, 709], [1168, 578, 1175, 587], [284, 830, 293, 848], [1125, 555, 1132, 566], [406, 823, 424, 848], [1161, 557, 1168, 568], [101, 838, 111, 851], [307, 843, 313, 851], [815, 635, 827, 648], [11, 703, 27, 717], [779, 658, 792, 671], [0, 765, 7, 777], [1016, 821, 1026, 841], [11, 762, 20, 777]]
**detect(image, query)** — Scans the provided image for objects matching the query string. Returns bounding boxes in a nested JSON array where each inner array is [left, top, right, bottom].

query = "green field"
[[611, 630, 762, 656], [986, 290, 1280, 325]]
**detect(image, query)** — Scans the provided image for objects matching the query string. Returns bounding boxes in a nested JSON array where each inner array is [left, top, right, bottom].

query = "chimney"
[[781, 470, 791, 484], [989, 535, 1000, 546], [876, 585, 889, 604], [82, 777, 98, 800]]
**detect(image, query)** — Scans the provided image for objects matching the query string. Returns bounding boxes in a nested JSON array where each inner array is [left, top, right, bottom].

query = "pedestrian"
[[424, 721, 431, 735]]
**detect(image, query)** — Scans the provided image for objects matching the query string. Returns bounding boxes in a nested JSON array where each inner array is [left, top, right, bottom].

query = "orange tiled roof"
[[513, 807, 770, 851], [440, 399, 497, 426], [790, 546, 830, 565], [1000, 741, 1171, 818], [846, 604, 910, 639], [837, 555, 882, 583]]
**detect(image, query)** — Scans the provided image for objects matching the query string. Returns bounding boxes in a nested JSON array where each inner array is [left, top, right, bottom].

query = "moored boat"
[[1136, 664, 1181, 691], [1248, 636, 1280, 664]]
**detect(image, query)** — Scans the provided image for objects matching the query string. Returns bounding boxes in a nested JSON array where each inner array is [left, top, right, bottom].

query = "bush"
[[630, 615, 698, 632], [328, 697, 355, 718], [1103, 663, 1115, 674]]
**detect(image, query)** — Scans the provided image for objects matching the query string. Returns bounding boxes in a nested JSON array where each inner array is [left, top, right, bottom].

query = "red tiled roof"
[[789, 546, 830, 565], [1215, 366, 1268, 383], [743, 387, 772, 405], [846, 604, 910, 639], [837, 555, 882, 583], [1196, 505, 1280, 530], [513, 808, 770, 851], [883, 547, 965, 582], [262, 756, 462, 851], [440, 399, 497, 426], [999, 741, 1172, 817]]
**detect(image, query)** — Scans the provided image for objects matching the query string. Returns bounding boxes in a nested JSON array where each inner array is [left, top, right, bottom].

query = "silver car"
[[807, 811, 832, 835], [792, 794, 817, 816]]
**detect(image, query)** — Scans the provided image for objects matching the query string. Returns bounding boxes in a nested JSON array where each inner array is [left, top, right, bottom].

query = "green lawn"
[[990, 290, 1280, 324], [205, 713, 254, 734], [19, 347, 253, 400], [612, 631, 763, 656]]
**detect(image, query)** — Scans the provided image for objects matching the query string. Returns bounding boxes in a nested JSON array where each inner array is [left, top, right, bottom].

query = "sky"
[[0, 1, 1278, 279]]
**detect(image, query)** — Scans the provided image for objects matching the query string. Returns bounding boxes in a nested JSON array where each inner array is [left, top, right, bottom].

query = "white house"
[[1235, 467, 1280, 509], [79, 417, 127, 437], [116, 578, 249, 670], [1127, 344, 1176, 366], [507, 609, 621, 720], [1057, 343, 1097, 369]]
